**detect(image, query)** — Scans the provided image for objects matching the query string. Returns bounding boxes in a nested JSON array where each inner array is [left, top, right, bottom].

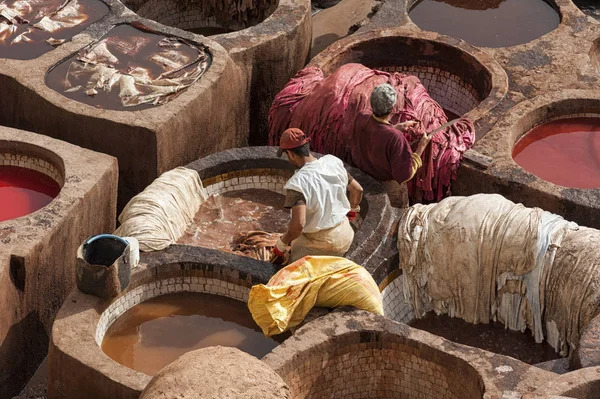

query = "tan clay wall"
[[0, 131, 118, 398]]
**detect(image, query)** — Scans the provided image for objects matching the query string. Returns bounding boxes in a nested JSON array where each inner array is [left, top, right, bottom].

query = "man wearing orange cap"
[[272, 128, 364, 264]]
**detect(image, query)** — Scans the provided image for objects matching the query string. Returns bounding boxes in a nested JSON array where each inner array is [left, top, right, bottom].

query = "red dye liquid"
[[513, 118, 600, 189], [0, 166, 60, 222]]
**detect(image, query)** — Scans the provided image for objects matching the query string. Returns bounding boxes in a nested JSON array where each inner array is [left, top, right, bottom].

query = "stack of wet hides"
[[232, 231, 280, 261]]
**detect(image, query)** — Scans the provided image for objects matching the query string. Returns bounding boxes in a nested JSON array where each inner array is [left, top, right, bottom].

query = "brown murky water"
[[409, 313, 562, 364], [409, 0, 560, 48], [101, 292, 282, 376], [187, 26, 235, 36], [178, 189, 288, 251], [0, 0, 109, 60], [46, 23, 210, 110]]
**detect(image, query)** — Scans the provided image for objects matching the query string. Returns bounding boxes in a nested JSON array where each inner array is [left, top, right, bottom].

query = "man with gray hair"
[[351, 83, 432, 207]]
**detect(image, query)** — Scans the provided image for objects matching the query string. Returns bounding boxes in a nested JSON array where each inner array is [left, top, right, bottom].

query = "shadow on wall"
[[0, 311, 47, 398]]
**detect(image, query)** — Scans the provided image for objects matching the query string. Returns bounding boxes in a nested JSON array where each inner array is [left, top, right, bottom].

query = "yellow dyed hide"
[[248, 256, 383, 337]]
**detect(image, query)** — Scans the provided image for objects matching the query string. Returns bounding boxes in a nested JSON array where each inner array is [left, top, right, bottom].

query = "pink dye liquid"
[[0, 166, 61, 222], [513, 118, 600, 189]]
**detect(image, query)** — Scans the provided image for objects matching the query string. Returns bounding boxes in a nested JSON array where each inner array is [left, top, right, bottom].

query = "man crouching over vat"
[[271, 128, 364, 264]]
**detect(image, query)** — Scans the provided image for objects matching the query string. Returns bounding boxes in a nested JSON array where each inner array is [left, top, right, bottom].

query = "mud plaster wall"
[[275, 330, 484, 399], [125, 0, 279, 31], [212, 0, 312, 145], [0, 130, 118, 398]]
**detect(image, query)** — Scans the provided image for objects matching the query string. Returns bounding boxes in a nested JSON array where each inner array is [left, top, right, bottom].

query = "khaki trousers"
[[290, 218, 354, 263]]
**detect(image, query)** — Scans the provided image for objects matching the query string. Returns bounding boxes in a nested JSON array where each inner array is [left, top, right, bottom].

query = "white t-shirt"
[[284, 155, 351, 233]]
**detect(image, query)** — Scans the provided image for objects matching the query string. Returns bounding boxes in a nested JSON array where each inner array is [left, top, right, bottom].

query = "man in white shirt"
[[272, 128, 363, 264]]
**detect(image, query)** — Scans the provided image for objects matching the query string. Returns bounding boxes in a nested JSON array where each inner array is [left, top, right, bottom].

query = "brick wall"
[[379, 66, 480, 117], [278, 331, 484, 399], [381, 272, 414, 324], [0, 152, 64, 187]]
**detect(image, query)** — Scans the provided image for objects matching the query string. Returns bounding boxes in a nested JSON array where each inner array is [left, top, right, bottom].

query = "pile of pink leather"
[[268, 63, 475, 202]]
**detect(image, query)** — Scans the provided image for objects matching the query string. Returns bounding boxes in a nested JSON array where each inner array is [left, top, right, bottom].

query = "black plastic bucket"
[[76, 234, 131, 299]]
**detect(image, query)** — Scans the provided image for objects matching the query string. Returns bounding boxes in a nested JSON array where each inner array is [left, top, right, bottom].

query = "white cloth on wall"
[[115, 167, 208, 251], [397, 194, 600, 356]]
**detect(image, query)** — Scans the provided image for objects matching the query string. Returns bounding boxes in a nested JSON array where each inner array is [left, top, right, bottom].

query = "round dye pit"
[[311, 32, 508, 124], [513, 117, 600, 189], [177, 188, 288, 253], [265, 311, 486, 399], [575, 0, 600, 22], [409, 0, 560, 48], [46, 24, 212, 110], [101, 292, 280, 376], [0, 0, 109, 60], [0, 165, 60, 222], [122, 0, 278, 35], [409, 313, 561, 365], [381, 273, 564, 367]]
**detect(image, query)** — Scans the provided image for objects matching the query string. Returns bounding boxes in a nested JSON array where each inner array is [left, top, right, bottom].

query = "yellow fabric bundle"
[[248, 256, 383, 337]]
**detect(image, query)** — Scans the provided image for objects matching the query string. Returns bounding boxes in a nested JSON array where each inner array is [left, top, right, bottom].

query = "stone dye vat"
[[408, 0, 560, 48], [183, 147, 398, 270], [101, 292, 281, 375], [49, 246, 282, 398], [381, 273, 562, 367], [116, 148, 396, 268], [309, 29, 508, 135], [454, 92, 600, 229], [46, 23, 212, 110], [263, 309, 564, 398], [0, 127, 117, 398], [381, 194, 600, 375], [0, 0, 109, 60], [138, 347, 291, 399], [513, 117, 600, 189], [0, 165, 60, 222]]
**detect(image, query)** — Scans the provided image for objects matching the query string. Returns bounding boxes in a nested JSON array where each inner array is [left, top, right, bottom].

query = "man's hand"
[[347, 206, 360, 221], [394, 120, 419, 131], [270, 237, 289, 265], [415, 132, 433, 157]]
